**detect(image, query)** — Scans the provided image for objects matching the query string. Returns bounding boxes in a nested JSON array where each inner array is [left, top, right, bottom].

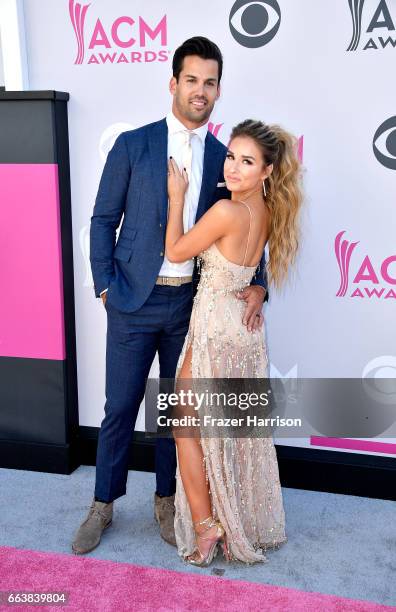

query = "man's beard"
[[176, 97, 214, 125]]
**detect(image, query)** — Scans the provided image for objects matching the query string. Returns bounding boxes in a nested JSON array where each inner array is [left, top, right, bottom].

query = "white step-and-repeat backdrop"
[[22, 0, 396, 457]]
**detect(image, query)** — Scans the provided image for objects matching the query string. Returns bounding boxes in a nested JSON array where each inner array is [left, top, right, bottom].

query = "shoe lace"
[[90, 504, 111, 521]]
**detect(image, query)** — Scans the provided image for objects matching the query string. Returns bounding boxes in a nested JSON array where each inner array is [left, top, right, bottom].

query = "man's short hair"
[[172, 36, 223, 84]]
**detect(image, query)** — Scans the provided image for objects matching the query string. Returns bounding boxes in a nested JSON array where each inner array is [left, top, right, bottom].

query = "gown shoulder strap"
[[240, 201, 252, 267]]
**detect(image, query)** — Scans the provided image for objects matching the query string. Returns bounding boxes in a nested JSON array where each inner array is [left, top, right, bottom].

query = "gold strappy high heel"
[[185, 516, 230, 567]]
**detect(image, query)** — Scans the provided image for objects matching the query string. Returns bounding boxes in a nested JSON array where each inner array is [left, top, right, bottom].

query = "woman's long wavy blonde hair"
[[230, 120, 303, 289]]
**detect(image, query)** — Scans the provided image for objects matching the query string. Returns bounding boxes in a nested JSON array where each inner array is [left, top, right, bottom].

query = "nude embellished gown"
[[173, 220, 287, 564]]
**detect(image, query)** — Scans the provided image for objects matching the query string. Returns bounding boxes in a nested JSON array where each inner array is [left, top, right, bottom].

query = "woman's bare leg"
[[174, 345, 219, 554], [174, 345, 211, 522]]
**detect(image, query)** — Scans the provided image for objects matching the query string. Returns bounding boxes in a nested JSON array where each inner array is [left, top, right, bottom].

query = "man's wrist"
[[254, 285, 266, 300]]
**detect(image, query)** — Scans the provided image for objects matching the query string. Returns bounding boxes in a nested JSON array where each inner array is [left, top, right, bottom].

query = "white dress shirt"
[[159, 111, 208, 277], [100, 112, 207, 297]]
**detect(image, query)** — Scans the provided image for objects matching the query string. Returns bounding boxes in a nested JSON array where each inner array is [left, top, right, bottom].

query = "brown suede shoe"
[[154, 493, 176, 546], [72, 499, 113, 554]]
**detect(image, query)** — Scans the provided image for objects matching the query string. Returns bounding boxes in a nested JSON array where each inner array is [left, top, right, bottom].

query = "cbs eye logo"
[[229, 0, 281, 48], [373, 116, 396, 170], [362, 356, 396, 407]]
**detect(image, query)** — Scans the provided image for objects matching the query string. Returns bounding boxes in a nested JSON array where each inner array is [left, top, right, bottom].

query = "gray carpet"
[[0, 466, 395, 606]]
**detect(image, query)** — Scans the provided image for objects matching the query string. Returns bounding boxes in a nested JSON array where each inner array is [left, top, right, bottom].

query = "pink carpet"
[[0, 546, 393, 611]]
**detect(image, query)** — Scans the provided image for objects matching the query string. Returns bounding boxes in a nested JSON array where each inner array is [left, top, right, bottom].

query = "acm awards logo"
[[335, 231, 396, 299], [68, 0, 169, 65], [347, 0, 396, 51], [229, 0, 281, 48], [208, 122, 224, 138]]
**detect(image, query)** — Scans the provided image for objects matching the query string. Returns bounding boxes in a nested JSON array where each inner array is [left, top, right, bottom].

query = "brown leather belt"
[[156, 276, 192, 286]]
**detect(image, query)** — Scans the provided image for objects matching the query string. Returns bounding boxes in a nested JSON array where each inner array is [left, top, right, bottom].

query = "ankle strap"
[[193, 516, 215, 527], [193, 516, 219, 537]]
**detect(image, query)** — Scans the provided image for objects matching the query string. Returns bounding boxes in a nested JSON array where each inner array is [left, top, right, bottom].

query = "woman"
[[165, 119, 302, 566]]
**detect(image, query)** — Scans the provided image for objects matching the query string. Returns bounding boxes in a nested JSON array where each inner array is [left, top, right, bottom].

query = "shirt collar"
[[166, 110, 208, 144]]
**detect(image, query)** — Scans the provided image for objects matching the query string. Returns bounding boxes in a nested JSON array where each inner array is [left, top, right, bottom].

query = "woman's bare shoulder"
[[211, 199, 240, 218]]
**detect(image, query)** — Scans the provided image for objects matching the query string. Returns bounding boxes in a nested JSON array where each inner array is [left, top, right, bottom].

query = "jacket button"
[[159, 223, 162, 228], [160, 251, 164, 256]]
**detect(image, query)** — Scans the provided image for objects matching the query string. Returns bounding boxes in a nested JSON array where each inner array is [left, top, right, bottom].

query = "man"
[[72, 36, 268, 555]]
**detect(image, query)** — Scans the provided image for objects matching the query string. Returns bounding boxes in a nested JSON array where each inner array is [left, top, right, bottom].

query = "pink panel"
[[310, 436, 396, 456], [0, 164, 65, 360]]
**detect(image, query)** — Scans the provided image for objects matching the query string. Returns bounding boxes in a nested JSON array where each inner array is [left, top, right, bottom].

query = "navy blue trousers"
[[94, 283, 193, 502]]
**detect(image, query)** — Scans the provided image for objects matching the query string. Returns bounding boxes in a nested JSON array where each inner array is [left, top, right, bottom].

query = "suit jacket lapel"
[[148, 118, 168, 226], [195, 134, 225, 222]]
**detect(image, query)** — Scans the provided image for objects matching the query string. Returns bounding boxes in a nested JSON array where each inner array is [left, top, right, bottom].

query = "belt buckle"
[[158, 276, 184, 286]]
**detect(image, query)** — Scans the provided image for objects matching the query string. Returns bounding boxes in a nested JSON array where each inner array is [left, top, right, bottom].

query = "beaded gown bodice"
[[173, 207, 287, 564], [187, 241, 268, 379]]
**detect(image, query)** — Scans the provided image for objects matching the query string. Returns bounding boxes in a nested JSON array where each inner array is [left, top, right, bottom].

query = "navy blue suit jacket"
[[90, 118, 269, 312]]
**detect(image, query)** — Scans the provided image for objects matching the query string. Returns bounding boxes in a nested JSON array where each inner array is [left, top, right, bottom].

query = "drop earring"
[[262, 179, 267, 197]]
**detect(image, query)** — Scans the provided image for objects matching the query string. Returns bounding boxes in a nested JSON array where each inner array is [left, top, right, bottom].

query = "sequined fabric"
[[174, 242, 287, 564]]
